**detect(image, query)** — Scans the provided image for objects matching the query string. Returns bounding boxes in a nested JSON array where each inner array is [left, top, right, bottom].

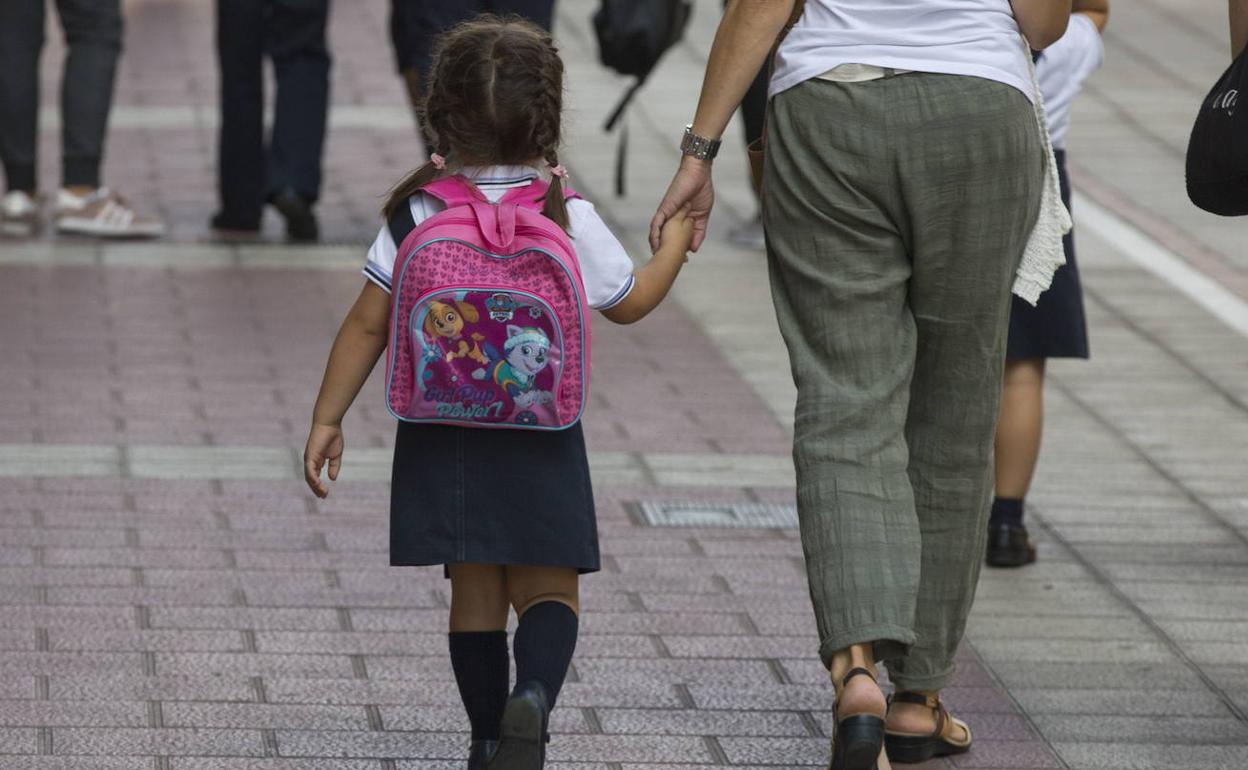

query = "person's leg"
[[0, 0, 45, 194], [448, 564, 511, 746], [485, 0, 555, 30], [392, 0, 481, 147], [266, 0, 330, 206], [882, 73, 1043, 746], [48, 0, 162, 238], [214, 0, 266, 227], [490, 564, 577, 768], [992, 357, 1046, 516], [53, 0, 121, 191], [722, 0, 769, 247], [504, 565, 578, 705], [763, 77, 919, 705]]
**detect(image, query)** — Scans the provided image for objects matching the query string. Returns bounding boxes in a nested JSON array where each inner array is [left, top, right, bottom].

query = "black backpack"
[[593, 0, 694, 195], [1186, 47, 1248, 216]]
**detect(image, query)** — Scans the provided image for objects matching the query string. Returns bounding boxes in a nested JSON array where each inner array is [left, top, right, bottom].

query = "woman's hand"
[[304, 422, 345, 499], [650, 157, 714, 253]]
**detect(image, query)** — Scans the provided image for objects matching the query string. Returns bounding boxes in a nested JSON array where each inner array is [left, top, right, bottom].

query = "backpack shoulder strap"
[[386, 176, 486, 246], [499, 178, 582, 211], [422, 176, 484, 207], [386, 198, 418, 248]]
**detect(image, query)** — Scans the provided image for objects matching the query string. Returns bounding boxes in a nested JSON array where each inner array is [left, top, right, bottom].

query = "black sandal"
[[829, 667, 885, 770], [884, 691, 973, 764]]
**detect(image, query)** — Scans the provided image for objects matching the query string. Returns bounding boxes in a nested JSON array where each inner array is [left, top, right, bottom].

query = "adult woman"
[[651, 1, 1069, 766]]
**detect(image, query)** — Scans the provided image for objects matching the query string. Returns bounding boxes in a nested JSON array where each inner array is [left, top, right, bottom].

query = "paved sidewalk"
[[0, 1, 1246, 768]]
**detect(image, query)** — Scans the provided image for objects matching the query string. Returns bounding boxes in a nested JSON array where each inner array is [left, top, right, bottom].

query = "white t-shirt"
[[771, 0, 1034, 101], [1035, 14, 1104, 150], [364, 165, 636, 310]]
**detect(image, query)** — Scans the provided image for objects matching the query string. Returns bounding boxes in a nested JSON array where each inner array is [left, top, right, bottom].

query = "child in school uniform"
[[988, 0, 1109, 567], [302, 16, 694, 770]]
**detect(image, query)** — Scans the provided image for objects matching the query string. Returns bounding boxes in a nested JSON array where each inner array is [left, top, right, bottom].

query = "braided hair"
[[382, 15, 570, 232]]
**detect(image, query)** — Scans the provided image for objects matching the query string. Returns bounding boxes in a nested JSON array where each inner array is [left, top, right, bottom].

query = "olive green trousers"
[[763, 72, 1043, 691]]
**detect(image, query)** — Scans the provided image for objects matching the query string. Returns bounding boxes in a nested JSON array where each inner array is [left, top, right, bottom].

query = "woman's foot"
[[884, 691, 972, 764], [830, 664, 886, 770]]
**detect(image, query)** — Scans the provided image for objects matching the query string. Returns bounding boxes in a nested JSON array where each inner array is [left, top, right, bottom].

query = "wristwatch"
[[680, 125, 721, 162]]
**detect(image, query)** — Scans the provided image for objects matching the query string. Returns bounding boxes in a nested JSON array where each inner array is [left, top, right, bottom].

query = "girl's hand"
[[650, 156, 714, 253], [660, 204, 696, 257], [304, 422, 344, 499]]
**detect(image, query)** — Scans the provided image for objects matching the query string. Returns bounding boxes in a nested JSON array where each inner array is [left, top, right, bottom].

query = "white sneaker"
[[56, 187, 165, 239], [728, 215, 766, 251], [1, 190, 39, 236]]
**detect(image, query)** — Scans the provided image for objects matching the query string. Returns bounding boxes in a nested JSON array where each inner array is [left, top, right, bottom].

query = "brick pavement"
[[1, 0, 1247, 768]]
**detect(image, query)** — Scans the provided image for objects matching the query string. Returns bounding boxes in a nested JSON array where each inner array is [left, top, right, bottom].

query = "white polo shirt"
[[1035, 14, 1104, 149], [364, 165, 636, 310], [772, 0, 1035, 101]]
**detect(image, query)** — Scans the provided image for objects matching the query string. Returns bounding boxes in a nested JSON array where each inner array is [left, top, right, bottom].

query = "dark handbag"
[[593, 0, 694, 195], [1186, 47, 1248, 216], [747, 0, 806, 195]]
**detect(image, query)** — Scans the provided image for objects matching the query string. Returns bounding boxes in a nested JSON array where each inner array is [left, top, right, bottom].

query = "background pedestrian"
[[989, 0, 1109, 568], [389, 0, 555, 153], [0, 0, 164, 238], [211, 0, 331, 242]]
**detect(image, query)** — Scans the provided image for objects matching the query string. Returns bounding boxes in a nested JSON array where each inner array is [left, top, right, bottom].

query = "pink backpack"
[[384, 176, 590, 430]]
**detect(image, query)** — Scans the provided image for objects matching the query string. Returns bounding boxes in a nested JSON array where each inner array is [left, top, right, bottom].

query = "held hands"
[[650, 156, 714, 254], [660, 204, 696, 258], [303, 422, 345, 499]]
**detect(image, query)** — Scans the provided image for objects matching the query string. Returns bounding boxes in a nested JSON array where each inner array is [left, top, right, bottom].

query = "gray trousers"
[[0, 0, 123, 192], [763, 73, 1043, 691]]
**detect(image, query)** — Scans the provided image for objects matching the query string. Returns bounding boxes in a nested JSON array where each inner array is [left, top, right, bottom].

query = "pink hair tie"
[[430, 153, 447, 170], [548, 164, 569, 180]]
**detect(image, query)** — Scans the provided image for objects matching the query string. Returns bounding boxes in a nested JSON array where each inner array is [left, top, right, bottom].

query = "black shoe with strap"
[[884, 691, 973, 764], [487, 681, 551, 770], [829, 667, 885, 770], [985, 521, 1037, 567]]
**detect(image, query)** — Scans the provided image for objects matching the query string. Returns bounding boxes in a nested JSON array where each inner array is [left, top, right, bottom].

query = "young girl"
[[988, 0, 1109, 567], [302, 16, 693, 770]]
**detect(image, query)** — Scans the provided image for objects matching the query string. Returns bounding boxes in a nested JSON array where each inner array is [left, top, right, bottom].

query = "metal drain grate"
[[633, 501, 798, 529]]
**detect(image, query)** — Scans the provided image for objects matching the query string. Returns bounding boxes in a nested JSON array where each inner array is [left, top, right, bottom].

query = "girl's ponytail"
[[542, 154, 571, 233], [382, 160, 444, 220]]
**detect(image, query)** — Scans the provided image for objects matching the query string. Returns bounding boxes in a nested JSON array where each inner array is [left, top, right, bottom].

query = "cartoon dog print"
[[424, 300, 488, 365], [472, 325, 554, 410]]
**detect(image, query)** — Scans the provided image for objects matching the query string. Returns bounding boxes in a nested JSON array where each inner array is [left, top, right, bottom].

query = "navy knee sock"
[[449, 630, 510, 741], [512, 601, 579, 706], [990, 497, 1024, 527]]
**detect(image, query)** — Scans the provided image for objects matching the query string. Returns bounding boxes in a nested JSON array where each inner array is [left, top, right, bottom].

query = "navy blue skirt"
[[389, 420, 600, 573], [1006, 150, 1091, 360]]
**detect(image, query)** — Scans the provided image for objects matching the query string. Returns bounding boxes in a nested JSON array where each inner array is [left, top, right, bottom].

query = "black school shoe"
[[488, 681, 550, 770], [985, 521, 1037, 567], [209, 210, 261, 233], [468, 739, 498, 770], [269, 188, 319, 242]]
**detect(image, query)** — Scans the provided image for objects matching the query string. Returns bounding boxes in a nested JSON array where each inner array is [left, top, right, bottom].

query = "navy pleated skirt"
[[389, 420, 600, 573], [1006, 149, 1091, 360]]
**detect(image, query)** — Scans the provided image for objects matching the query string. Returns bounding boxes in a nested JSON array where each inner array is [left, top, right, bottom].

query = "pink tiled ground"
[[0, 1, 1065, 766]]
